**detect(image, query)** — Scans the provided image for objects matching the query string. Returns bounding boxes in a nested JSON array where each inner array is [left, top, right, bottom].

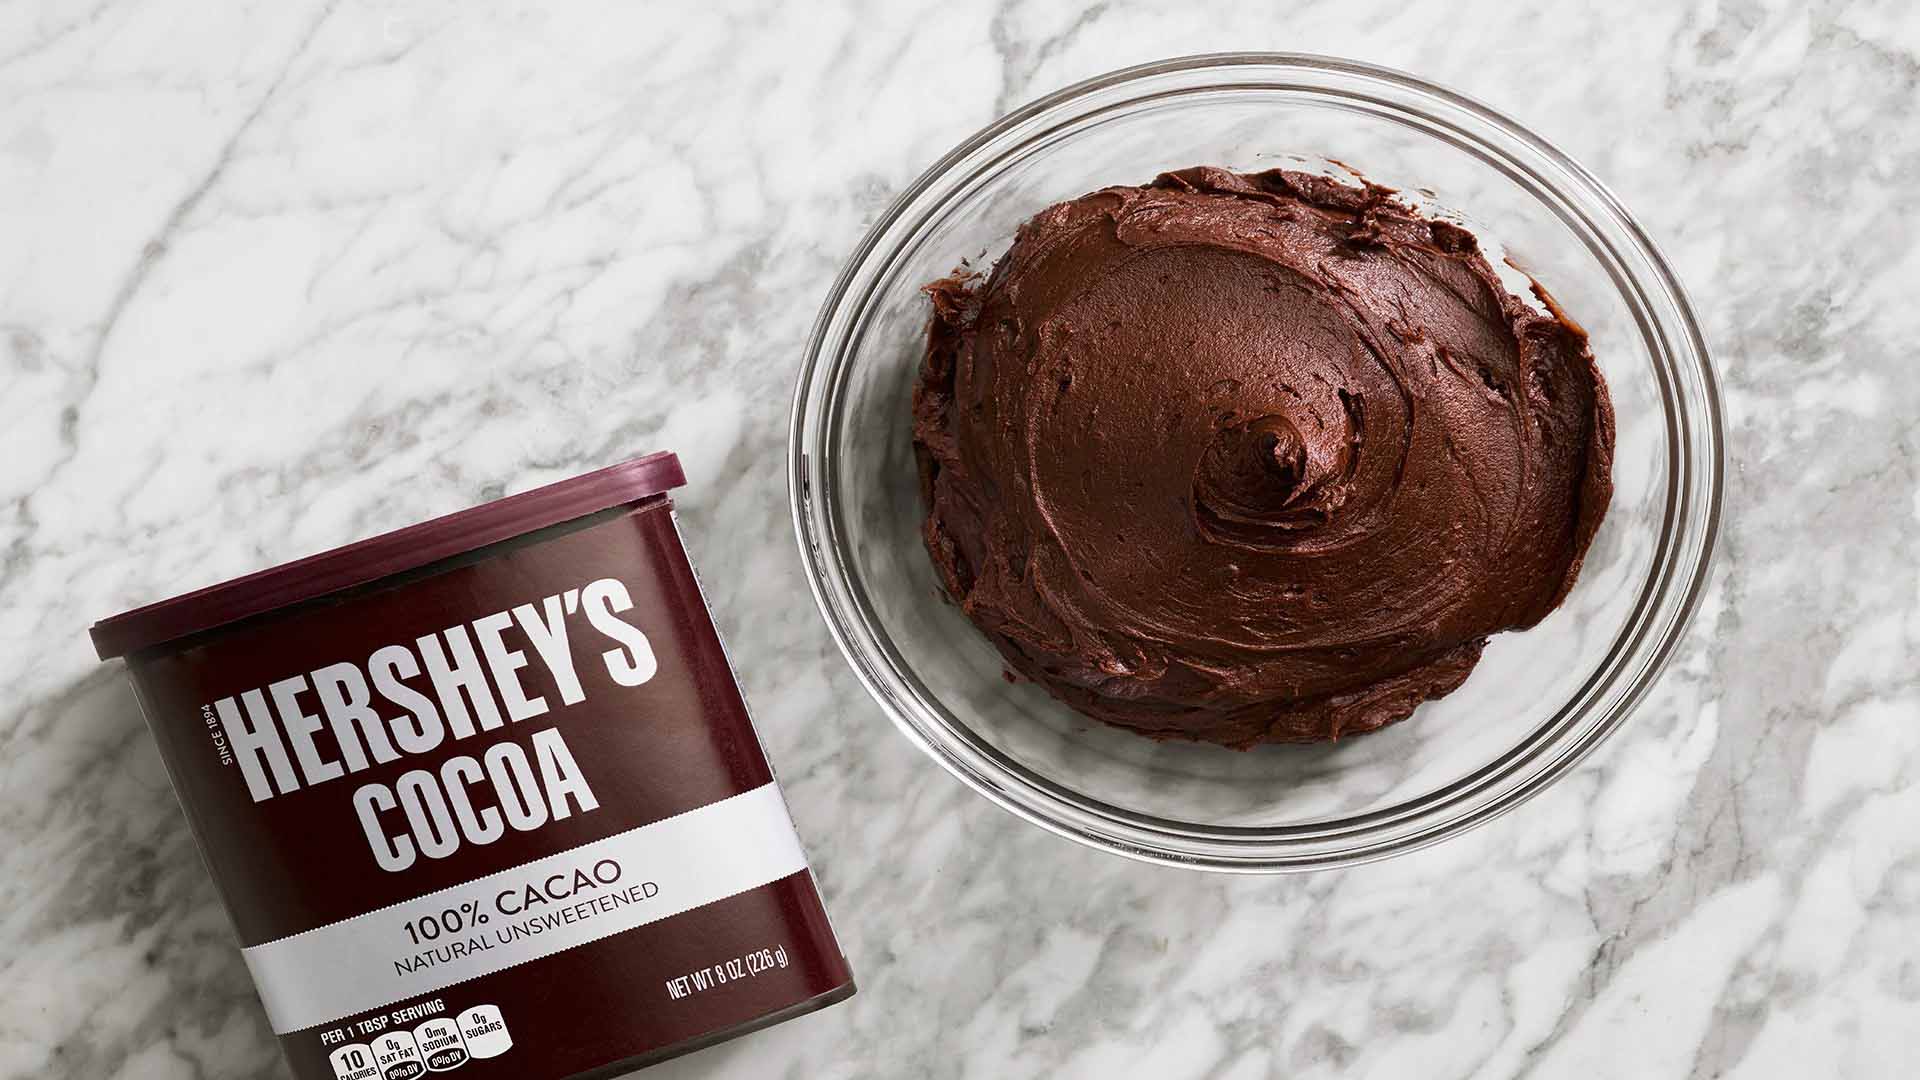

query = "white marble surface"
[[2, 1, 1916, 1076]]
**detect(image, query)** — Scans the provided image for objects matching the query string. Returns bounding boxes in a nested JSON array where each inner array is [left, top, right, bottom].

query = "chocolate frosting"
[[913, 167, 1615, 746]]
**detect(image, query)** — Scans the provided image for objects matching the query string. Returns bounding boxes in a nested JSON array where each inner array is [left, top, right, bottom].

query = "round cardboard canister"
[[91, 451, 854, 1080]]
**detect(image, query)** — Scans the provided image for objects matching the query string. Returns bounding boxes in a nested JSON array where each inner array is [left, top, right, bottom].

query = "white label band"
[[242, 783, 809, 1034]]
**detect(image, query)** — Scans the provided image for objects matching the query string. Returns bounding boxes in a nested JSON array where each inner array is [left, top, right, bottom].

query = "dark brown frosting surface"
[[913, 167, 1614, 746]]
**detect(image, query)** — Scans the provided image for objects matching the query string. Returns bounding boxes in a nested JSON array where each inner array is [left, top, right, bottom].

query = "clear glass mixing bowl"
[[790, 54, 1721, 871]]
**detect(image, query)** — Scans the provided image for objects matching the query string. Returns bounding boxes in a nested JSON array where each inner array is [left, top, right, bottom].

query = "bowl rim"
[[789, 52, 1724, 872]]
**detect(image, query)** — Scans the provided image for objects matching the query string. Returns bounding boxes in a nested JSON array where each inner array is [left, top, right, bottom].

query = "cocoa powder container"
[[91, 451, 854, 1080]]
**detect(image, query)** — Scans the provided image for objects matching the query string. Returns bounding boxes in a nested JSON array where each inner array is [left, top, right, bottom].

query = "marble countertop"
[[4, 1, 1916, 1077]]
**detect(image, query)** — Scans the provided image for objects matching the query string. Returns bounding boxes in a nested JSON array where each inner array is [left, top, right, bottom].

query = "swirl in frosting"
[[912, 166, 1615, 746]]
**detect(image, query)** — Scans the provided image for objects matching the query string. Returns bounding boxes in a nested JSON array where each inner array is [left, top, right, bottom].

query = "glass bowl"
[[789, 54, 1721, 871]]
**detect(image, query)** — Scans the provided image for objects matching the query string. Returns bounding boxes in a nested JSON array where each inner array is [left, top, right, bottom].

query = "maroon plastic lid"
[[90, 451, 686, 661]]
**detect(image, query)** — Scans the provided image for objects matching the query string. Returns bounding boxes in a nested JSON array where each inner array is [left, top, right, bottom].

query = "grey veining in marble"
[[3, 0, 1918, 1077]]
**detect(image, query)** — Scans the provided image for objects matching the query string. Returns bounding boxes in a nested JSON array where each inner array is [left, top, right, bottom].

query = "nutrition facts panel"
[[326, 1005, 512, 1079]]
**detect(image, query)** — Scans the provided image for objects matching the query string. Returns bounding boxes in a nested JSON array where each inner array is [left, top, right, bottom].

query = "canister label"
[[128, 504, 851, 1078], [244, 783, 806, 1032]]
